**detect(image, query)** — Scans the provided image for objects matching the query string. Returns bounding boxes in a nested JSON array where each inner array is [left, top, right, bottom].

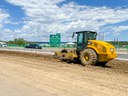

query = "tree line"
[[1, 38, 128, 47]]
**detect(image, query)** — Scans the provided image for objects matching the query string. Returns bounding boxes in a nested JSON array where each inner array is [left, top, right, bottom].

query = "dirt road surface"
[[0, 51, 128, 96]]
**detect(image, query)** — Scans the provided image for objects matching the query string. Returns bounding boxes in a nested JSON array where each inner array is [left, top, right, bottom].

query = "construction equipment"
[[55, 31, 117, 66]]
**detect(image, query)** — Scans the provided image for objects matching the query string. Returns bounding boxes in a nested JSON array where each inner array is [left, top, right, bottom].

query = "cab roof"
[[75, 31, 97, 34]]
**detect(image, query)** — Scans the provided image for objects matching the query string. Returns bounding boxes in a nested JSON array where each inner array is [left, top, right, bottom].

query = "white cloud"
[[0, 9, 10, 29], [4, 0, 128, 41], [111, 26, 128, 36], [112, 26, 128, 32], [0, 9, 9, 21], [0, 29, 13, 41], [102, 25, 128, 37], [0, 8, 11, 41]]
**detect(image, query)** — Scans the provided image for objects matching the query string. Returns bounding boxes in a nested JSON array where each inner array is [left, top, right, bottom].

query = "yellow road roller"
[[55, 31, 117, 66]]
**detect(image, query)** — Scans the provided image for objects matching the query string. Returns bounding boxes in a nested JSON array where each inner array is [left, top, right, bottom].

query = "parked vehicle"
[[0, 42, 7, 47], [25, 44, 42, 49]]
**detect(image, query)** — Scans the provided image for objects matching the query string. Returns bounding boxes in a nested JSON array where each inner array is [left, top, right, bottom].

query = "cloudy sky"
[[0, 0, 128, 42]]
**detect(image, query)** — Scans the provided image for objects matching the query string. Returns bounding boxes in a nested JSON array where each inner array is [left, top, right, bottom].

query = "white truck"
[[0, 42, 7, 47]]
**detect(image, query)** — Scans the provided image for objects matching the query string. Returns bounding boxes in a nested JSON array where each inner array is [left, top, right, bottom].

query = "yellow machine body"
[[87, 40, 117, 62], [55, 40, 117, 62], [55, 31, 117, 66]]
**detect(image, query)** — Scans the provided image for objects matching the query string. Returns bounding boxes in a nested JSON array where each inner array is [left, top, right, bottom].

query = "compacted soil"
[[0, 50, 128, 96]]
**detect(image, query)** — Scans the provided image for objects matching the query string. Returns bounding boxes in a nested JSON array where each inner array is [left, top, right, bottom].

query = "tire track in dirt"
[[0, 51, 128, 96]]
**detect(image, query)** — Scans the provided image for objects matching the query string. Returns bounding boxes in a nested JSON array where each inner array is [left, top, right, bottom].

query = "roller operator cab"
[[55, 31, 117, 66]]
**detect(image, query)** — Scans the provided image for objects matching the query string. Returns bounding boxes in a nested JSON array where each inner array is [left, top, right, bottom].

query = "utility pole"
[[13, 33, 16, 40], [67, 36, 69, 43], [103, 32, 104, 41], [98, 32, 104, 41]]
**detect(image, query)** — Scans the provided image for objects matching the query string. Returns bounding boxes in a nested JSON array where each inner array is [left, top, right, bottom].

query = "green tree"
[[14, 38, 27, 46], [7, 38, 27, 46]]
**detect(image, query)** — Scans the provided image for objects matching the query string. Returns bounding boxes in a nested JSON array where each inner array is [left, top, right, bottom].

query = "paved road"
[[0, 47, 128, 60]]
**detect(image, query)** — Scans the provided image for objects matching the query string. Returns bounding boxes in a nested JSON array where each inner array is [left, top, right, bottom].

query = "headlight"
[[110, 48, 114, 53]]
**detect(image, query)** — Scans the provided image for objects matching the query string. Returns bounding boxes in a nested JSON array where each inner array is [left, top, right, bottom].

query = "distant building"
[[50, 33, 61, 47]]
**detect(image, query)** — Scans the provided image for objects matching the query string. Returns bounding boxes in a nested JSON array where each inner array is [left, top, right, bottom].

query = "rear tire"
[[80, 49, 97, 66]]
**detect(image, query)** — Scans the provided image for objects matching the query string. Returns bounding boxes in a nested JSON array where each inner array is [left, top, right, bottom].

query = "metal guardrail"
[[116, 52, 128, 60], [0, 47, 64, 55], [116, 49, 128, 60]]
